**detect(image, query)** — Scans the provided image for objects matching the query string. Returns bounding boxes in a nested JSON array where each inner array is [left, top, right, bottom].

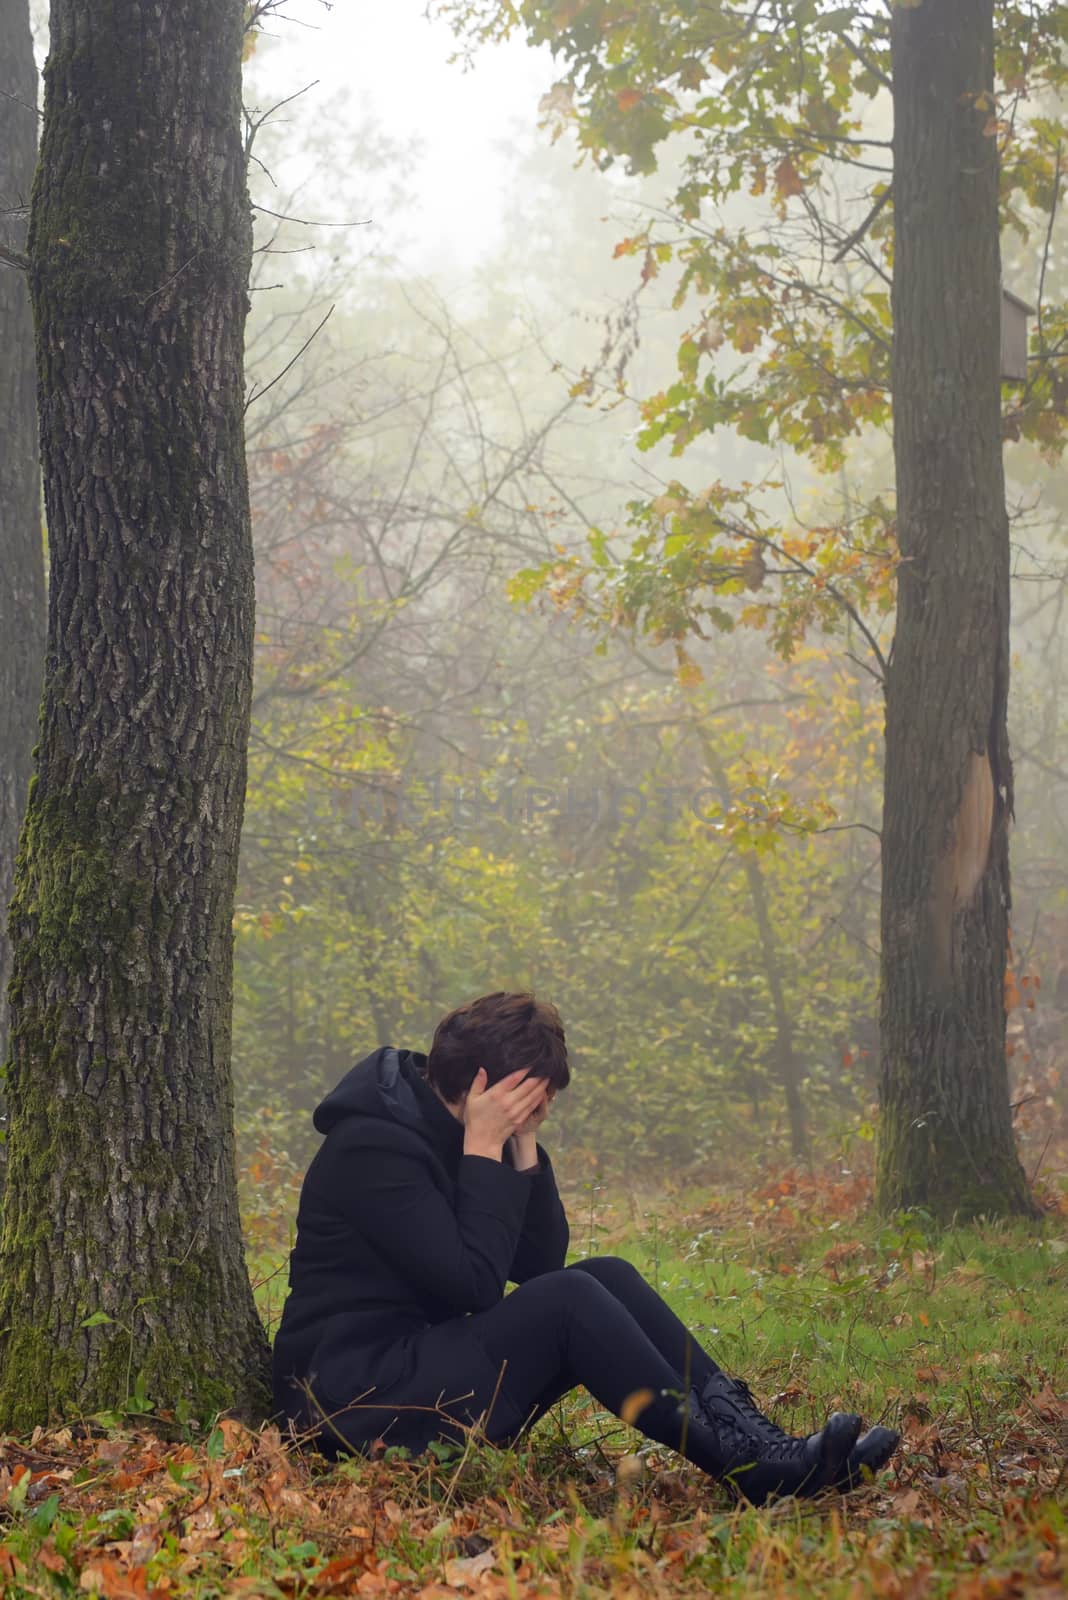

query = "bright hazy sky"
[[253, 0, 558, 271]]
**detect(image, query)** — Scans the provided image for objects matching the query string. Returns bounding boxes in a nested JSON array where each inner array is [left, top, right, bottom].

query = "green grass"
[[590, 1198, 1067, 1427], [2, 1164, 1066, 1597]]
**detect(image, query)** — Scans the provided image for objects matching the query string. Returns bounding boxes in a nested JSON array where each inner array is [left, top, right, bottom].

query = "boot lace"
[[701, 1378, 810, 1461], [731, 1379, 795, 1441]]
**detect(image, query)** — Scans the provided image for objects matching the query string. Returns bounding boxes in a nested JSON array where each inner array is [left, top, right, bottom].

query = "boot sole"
[[799, 1411, 864, 1498], [834, 1426, 901, 1493], [725, 1413, 863, 1506]]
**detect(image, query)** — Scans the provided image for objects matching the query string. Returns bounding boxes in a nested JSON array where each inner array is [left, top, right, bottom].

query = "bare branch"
[[835, 29, 892, 91], [0, 240, 29, 272], [0, 84, 41, 119], [244, 79, 320, 161], [1036, 142, 1061, 355], [252, 204, 371, 228], [833, 182, 893, 263], [245, 305, 335, 411]]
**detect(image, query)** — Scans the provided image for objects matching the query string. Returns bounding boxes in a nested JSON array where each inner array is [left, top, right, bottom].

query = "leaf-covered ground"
[[2, 1159, 1066, 1598]]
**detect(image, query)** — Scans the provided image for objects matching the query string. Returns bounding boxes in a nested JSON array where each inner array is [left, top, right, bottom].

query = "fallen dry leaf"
[[620, 1388, 654, 1425], [78, 1558, 154, 1599], [893, 1488, 924, 1519], [443, 1548, 496, 1587]]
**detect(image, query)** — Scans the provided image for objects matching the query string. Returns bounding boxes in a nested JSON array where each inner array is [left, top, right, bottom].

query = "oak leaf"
[[774, 157, 804, 199]]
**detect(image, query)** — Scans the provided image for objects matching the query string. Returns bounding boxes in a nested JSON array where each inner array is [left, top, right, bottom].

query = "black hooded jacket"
[[271, 1046, 570, 1450]]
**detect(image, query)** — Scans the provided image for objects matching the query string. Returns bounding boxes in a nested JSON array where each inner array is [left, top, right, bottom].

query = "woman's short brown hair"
[[427, 991, 570, 1103]]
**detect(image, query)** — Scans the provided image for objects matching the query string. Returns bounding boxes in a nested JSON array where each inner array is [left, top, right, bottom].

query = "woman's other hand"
[[513, 1084, 553, 1137], [510, 1083, 554, 1171], [462, 1068, 547, 1162]]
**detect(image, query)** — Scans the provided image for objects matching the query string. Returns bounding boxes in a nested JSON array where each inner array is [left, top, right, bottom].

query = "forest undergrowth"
[[1, 1141, 1066, 1599]]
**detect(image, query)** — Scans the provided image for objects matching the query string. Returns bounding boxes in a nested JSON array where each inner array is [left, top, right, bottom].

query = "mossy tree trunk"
[[0, 0, 45, 1140], [0, 0, 272, 1430], [877, 0, 1036, 1222]]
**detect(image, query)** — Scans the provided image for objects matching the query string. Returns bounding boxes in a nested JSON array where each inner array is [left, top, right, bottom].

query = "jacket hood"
[[313, 1045, 461, 1147]]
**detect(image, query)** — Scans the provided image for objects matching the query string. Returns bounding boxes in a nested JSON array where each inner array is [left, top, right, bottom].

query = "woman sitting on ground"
[[272, 992, 898, 1504]]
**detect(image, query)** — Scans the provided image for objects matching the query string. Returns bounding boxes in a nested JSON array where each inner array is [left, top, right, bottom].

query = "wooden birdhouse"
[[1000, 287, 1034, 382]]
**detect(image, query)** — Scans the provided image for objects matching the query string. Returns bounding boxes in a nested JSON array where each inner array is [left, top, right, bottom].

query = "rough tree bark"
[[878, 0, 1036, 1220], [0, 0, 45, 1115], [0, 0, 272, 1429]]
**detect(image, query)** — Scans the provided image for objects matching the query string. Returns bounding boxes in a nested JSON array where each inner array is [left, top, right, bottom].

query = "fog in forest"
[[6, 0, 1063, 1197], [213, 0, 1067, 1187], [4, 0, 1068, 1575]]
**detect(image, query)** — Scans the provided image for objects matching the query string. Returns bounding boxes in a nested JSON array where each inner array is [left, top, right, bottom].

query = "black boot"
[[690, 1373, 862, 1506], [834, 1424, 901, 1491], [698, 1373, 899, 1497]]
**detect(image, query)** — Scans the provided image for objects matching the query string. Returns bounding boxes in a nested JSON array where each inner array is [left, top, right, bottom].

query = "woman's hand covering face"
[[513, 1082, 555, 1136], [462, 1067, 549, 1149]]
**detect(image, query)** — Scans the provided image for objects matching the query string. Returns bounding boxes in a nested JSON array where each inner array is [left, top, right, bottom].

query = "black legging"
[[467, 1256, 727, 1474]]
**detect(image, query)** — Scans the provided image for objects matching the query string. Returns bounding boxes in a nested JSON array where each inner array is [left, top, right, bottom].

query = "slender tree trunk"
[[701, 740, 808, 1160], [0, 0, 271, 1430], [878, 0, 1036, 1220], [0, 0, 45, 1121]]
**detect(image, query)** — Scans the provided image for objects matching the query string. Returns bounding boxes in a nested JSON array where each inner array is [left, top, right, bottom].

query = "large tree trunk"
[[0, 0, 45, 1111], [0, 0, 271, 1429], [878, 0, 1035, 1220]]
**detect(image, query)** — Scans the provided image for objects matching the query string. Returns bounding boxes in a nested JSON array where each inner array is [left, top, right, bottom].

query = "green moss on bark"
[[0, 0, 270, 1435], [876, 1042, 1037, 1223], [0, 1318, 239, 1435]]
